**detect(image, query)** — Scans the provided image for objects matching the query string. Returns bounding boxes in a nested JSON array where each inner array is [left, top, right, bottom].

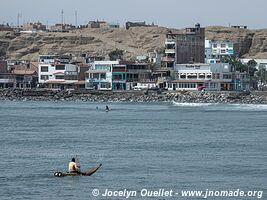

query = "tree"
[[108, 49, 123, 61], [256, 64, 267, 84], [247, 59, 258, 77], [229, 57, 246, 72]]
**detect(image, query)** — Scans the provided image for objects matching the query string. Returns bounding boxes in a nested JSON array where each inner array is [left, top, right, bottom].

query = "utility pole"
[[17, 13, 22, 29], [75, 10, 78, 28], [61, 9, 64, 25]]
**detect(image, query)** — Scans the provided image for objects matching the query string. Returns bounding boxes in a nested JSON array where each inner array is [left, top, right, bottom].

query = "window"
[[55, 75, 64, 80], [100, 73, 106, 79], [180, 74, 186, 79], [55, 65, 65, 70], [221, 43, 226, 48], [41, 75, 49, 80], [221, 49, 226, 54], [41, 66, 48, 72], [213, 44, 217, 48], [93, 73, 99, 79], [100, 83, 111, 89]]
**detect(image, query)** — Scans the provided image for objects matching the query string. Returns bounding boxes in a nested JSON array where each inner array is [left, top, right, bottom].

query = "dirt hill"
[[0, 26, 267, 61]]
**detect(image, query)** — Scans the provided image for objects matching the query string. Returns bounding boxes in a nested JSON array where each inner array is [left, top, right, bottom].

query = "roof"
[[171, 80, 208, 83], [12, 69, 37, 75]]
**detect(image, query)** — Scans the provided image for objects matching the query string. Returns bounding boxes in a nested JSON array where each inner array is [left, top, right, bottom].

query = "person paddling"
[[68, 157, 81, 174], [106, 105, 110, 112]]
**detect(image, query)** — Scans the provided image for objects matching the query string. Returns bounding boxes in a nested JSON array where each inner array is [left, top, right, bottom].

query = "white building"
[[167, 63, 234, 91], [85, 60, 119, 90], [38, 55, 78, 88]]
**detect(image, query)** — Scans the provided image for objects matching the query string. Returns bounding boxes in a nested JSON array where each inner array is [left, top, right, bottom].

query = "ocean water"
[[0, 101, 266, 200]]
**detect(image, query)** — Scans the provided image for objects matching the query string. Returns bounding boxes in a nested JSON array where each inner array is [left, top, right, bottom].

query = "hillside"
[[0, 26, 267, 61]]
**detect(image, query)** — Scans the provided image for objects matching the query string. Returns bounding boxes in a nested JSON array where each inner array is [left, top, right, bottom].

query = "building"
[[176, 23, 205, 64], [125, 62, 152, 90], [205, 40, 238, 63], [161, 24, 205, 67], [167, 63, 237, 91], [231, 25, 247, 29], [88, 21, 108, 28], [125, 21, 158, 30], [50, 24, 75, 32], [112, 64, 127, 90], [38, 55, 81, 89], [85, 60, 119, 90], [161, 33, 176, 68], [22, 22, 46, 32], [0, 61, 38, 88], [0, 24, 13, 31]]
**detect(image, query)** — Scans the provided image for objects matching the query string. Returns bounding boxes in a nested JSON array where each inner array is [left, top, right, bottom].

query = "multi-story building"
[[162, 24, 205, 67], [112, 65, 127, 90], [176, 23, 205, 64], [205, 40, 237, 63], [125, 62, 153, 90], [0, 61, 38, 88], [167, 63, 236, 91], [38, 55, 79, 89], [85, 60, 119, 90], [161, 33, 176, 68]]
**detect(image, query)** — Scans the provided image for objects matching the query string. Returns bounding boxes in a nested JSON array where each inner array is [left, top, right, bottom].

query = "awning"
[[53, 72, 64, 75]]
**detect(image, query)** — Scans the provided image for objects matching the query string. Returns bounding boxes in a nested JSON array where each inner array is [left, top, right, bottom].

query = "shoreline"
[[1, 89, 267, 104]]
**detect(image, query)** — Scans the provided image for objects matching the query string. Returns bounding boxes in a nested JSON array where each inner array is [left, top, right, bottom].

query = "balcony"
[[165, 49, 176, 54]]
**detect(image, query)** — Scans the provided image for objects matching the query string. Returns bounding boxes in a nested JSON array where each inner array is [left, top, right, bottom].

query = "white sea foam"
[[172, 101, 267, 111], [172, 101, 217, 107]]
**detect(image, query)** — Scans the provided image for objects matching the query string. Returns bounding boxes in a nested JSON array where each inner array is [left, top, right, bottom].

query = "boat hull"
[[54, 164, 102, 177]]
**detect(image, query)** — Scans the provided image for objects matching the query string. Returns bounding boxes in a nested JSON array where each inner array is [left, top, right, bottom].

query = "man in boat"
[[68, 157, 81, 174]]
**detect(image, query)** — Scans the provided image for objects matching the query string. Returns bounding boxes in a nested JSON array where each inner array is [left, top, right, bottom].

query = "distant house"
[[109, 23, 120, 28], [22, 22, 46, 32], [87, 21, 108, 28], [125, 21, 158, 30], [0, 61, 38, 88], [231, 25, 247, 29], [50, 24, 75, 32], [0, 24, 13, 31]]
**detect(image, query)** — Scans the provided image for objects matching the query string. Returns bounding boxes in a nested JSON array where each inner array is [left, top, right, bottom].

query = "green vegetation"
[[109, 49, 123, 61]]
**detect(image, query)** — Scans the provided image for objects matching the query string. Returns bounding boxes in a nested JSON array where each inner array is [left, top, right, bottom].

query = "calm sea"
[[0, 101, 266, 200]]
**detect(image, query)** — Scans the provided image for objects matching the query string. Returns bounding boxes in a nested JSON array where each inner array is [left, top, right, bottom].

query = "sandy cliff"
[[0, 26, 267, 61]]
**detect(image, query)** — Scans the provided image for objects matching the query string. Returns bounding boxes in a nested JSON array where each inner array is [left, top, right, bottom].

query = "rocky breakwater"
[[0, 89, 267, 104]]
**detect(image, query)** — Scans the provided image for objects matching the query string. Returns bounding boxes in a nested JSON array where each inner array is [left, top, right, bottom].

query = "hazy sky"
[[0, 0, 266, 29]]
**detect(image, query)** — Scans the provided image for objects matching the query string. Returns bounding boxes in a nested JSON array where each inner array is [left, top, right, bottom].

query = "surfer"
[[106, 105, 110, 112], [68, 157, 81, 174]]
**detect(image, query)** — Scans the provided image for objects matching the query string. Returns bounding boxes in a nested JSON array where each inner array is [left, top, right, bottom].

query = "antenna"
[[75, 10, 78, 28], [17, 13, 22, 28], [61, 9, 64, 25]]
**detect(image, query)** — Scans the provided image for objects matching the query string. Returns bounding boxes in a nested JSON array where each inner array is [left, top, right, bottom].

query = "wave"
[[172, 101, 218, 107], [172, 101, 267, 111]]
